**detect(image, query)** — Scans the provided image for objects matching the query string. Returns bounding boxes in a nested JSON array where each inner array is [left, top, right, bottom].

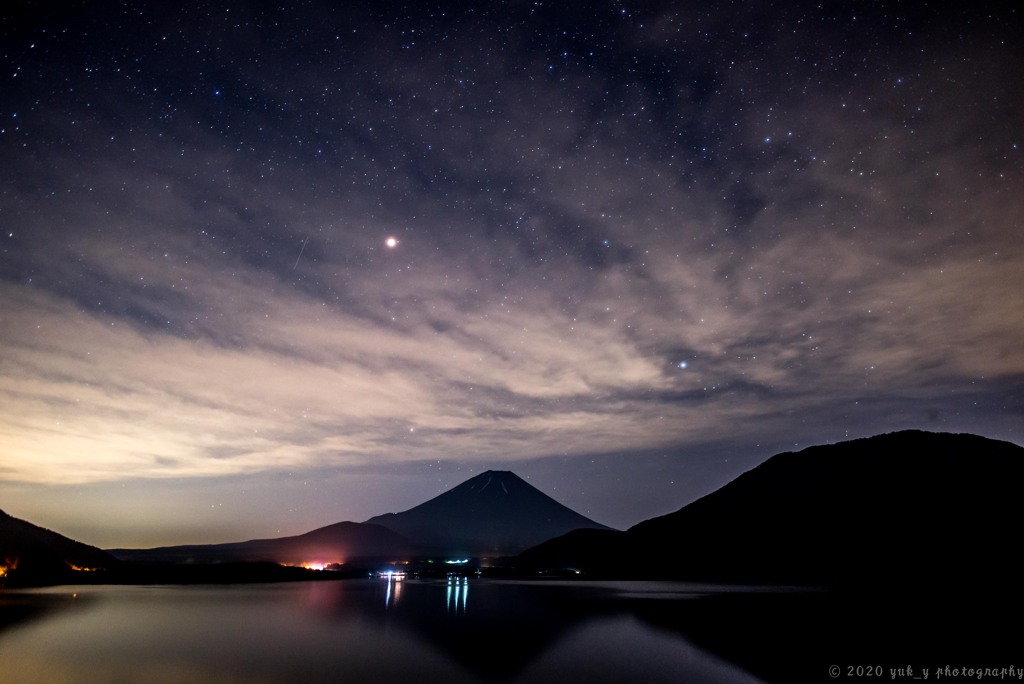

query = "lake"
[[0, 578, 770, 684], [6, 577, 1014, 683]]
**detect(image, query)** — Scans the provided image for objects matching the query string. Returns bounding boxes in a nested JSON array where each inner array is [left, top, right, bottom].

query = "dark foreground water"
[[4, 578, 1019, 683], [0, 579, 767, 684]]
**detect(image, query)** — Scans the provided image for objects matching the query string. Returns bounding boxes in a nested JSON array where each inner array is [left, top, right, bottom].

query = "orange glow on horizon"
[[68, 564, 99, 572], [290, 560, 345, 571], [0, 557, 20, 578]]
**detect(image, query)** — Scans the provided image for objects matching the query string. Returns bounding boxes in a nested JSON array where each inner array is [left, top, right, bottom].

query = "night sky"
[[2, 2, 1022, 548]]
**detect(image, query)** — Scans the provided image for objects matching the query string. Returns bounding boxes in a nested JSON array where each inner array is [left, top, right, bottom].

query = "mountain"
[[519, 431, 1024, 589], [109, 521, 415, 566], [112, 470, 609, 564], [0, 508, 120, 585], [364, 470, 612, 555]]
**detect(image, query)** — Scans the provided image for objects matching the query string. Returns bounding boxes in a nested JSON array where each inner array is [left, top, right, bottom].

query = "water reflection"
[[0, 581, 766, 684], [382, 571, 404, 608], [446, 575, 468, 614], [0, 590, 89, 637]]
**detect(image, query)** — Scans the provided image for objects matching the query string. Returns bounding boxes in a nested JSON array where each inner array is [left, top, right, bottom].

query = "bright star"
[[678, 361, 688, 369], [385, 237, 398, 248]]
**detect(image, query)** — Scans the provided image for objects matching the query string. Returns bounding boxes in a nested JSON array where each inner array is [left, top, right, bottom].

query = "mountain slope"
[[0, 508, 120, 584], [520, 431, 1024, 588], [110, 521, 415, 565], [364, 470, 612, 555]]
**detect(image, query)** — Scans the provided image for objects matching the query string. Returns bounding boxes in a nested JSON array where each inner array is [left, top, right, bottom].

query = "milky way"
[[1, 2, 1021, 546]]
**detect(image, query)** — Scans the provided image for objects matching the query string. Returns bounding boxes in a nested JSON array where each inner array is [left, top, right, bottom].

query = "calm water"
[[0, 579, 767, 684]]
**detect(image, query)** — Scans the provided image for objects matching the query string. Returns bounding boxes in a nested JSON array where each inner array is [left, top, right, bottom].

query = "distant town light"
[[68, 564, 99, 572]]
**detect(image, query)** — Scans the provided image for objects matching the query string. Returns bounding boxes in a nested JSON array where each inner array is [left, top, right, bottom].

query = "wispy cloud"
[[1, 2, 1021, 542]]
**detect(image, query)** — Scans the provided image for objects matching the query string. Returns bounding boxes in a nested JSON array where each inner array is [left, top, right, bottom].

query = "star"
[[1, 0, 1020, 550]]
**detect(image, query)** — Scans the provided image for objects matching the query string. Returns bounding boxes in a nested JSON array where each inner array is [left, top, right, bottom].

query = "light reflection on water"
[[0, 580, 765, 684], [446, 575, 469, 614]]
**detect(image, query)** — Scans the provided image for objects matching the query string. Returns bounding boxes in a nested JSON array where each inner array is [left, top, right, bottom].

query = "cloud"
[[1, 1, 1022, 498]]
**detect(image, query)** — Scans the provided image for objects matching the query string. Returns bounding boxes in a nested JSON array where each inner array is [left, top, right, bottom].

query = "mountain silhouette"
[[520, 431, 1024, 589], [112, 470, 609, 564], [0, 508, 119, 585], [109, 521, 415, 566], [364, 470, 612, 555]]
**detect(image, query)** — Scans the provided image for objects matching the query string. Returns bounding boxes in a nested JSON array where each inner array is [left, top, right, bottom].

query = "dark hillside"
[[0, 508, 120, 585], [521, 431, 1024, 590]]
